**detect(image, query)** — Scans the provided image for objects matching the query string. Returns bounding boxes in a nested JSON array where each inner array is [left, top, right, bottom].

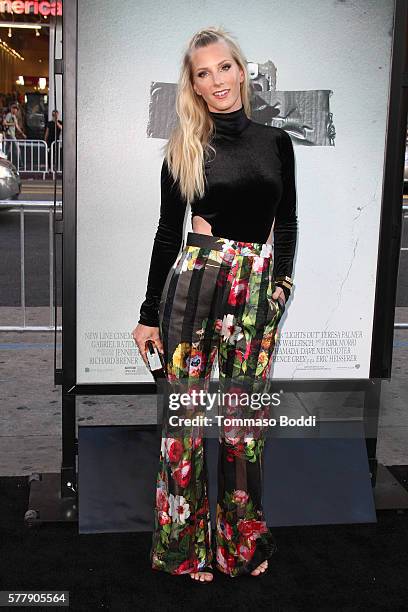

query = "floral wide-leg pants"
[[150, 232, 285, 577]]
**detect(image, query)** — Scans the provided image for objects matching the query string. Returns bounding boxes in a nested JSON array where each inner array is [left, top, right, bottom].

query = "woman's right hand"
[[132, 323, 164, 368]]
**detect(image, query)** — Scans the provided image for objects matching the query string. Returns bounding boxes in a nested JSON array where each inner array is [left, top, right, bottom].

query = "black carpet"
[[1, 474, 408, 611]]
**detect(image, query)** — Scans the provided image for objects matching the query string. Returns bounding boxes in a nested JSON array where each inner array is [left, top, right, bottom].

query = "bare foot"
[[251, 559, 268, 576], [190, 571, 214, 582]]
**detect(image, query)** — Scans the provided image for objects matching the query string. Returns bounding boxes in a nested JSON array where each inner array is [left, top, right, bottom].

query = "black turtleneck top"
[[138, 105, 297, 327]]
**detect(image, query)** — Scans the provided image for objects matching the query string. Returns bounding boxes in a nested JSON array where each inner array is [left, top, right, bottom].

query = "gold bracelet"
[[275, 275, 294, 290], [275, 275, 293, 284]]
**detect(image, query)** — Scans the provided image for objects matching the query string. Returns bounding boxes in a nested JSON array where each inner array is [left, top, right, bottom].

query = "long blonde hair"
[[163, 26, 252, 206]]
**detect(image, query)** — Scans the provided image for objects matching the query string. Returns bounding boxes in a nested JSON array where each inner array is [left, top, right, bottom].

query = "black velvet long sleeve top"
[[138, 104, 297, 327]]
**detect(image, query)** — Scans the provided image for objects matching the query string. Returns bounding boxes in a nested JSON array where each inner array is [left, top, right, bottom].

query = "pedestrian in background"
[[4, 103, 26, 168], [44, 110, 63, 171]]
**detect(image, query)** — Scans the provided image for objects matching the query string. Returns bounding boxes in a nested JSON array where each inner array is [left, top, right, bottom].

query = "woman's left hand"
[[272, 286, 286, 306]]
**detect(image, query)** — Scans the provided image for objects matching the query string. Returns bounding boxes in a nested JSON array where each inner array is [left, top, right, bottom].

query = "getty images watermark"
[[167, 389, 316, 428], [155, 378, 384, 439], [155, 380, 319, 439]]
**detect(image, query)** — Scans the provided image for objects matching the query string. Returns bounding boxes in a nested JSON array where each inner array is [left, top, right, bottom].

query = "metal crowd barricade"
[[0, 200, 62, 331], [0, 202, 406, 333], [0, 138, 63, 177], [1, 138, 49, 178], [51, 140, 63, 175]]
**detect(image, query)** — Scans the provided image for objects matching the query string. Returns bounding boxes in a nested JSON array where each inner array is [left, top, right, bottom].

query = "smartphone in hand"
[[146, 340, 166, 379]]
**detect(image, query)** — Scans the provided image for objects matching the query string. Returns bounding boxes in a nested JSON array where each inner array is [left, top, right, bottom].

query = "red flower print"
[[167, 438, 183, 463], [193, 435, 202, 449], [199, 496, 210, 514], [237, 539, 256, 560], [172, 459, 192, 488], [216, 545, 236, 572], [244, 341, 252, 360], [225, 443, 244, 461], [234, 349, 244, 364], [232, 490, 249, 506], [253, 254, 271, 273], [218, 518, 234, 541], [228, 278, 250, 307], [237, 519, 268, 540], [215, 318, 223, 333], [225, 437, 245, 454], [156, 488, 169, 512], [158, 511, 171, 525], [173, 559, 200, 575]]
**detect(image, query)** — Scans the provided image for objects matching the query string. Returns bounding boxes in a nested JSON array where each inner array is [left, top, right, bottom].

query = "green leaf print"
[[255, 361, 266, 377], [155, 540, 166, 554], [195, 457, 202, 480], [232, 361, 243, 379], [246, 323, 257, 338], [179, 534, 190, 553], [219, 343, 228, 360], [170, 522, 187, 542], [242, 307, 257, 326], [197, 529, 205, 543]]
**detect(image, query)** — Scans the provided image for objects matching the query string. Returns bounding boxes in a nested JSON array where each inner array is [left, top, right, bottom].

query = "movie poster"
[[75, 0, 394, 383]]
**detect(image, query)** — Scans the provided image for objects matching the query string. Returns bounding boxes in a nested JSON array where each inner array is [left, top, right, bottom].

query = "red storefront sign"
[[0, 1, 62, 16]]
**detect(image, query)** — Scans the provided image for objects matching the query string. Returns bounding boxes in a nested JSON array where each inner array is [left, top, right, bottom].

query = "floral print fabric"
[[150, 232, 284, 577]]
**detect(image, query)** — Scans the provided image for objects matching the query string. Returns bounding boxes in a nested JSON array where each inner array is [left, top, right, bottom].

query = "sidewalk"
[[0, 306, 407, 476]]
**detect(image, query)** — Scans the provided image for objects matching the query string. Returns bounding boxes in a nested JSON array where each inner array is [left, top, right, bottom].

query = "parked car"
[[0, 152, 22, 201]]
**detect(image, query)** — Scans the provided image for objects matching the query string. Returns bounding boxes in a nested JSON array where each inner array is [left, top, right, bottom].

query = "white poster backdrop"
[[76, 0, 394, 384]]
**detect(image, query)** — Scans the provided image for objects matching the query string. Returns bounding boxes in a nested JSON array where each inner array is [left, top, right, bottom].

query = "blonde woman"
[[132, 26, 297, 582]]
